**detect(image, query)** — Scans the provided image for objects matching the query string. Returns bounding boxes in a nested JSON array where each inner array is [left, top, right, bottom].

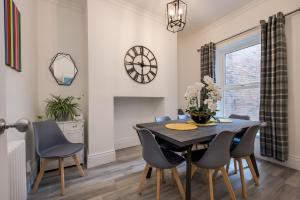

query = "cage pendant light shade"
[[166, 0, 187, 33]]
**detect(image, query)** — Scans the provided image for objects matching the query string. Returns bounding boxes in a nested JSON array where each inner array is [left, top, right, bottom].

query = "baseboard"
[[254, 138, 300, 171], [255, 153, 300, 171], [114, 136, 140, 150], [87, 150, 116, 168]]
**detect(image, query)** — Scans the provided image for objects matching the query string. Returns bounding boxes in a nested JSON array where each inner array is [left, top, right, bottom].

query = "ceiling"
[[120, 0, 255, 34]]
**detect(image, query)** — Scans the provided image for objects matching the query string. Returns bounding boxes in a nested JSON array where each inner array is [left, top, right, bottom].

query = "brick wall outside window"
[[223, 44, 261, 121]]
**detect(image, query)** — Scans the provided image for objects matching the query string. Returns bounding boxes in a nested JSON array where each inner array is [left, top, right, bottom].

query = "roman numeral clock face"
[[124, 46, 158, 84]]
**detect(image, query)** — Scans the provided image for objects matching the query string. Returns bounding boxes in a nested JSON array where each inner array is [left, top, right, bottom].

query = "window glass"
[[224, 87, 260, 121], [217, 39, 261, 121], [225, 44, 261, 86]]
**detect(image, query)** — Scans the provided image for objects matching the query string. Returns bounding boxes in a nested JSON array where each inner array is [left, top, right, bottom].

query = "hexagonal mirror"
[[49, 53, 78, 86]]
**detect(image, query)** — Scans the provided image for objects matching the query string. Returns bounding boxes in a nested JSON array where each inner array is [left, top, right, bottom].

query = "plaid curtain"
[[260, 12, 288, 162], [200, 42, 216, 81]]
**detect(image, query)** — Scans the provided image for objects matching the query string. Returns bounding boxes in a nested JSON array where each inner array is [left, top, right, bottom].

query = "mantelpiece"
[[45, 120, 85, 171]]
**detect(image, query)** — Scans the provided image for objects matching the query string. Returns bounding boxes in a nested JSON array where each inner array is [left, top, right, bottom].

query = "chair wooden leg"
[[138, 164, 150, 194], [234, 159, 238, 174], [73, 155, 85, 177], [59, 158, 65, 195], [172, 168, 185, 200], [33, 159, 48, 192], [156, 168, 161, 200], [220, 167, 236, 200], [171, 169, 175, 185], [208, 169, 214, 200], [237, 158, 247, 199], [191, 164, 198, 178], [246, 156, 260, 186]]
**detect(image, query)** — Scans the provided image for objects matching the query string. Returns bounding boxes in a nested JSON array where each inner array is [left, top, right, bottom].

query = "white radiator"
[[8, 140, 27, 200]]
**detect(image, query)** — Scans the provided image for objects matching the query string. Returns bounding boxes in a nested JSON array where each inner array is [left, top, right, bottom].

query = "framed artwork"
[[4, 0, 21, 72]]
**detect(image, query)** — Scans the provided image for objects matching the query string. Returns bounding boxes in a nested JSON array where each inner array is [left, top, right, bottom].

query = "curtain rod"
[[197, 7, 300, 52]]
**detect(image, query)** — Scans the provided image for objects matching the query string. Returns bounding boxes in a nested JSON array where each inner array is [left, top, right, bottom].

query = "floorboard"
[[28, 146, 299, 200]]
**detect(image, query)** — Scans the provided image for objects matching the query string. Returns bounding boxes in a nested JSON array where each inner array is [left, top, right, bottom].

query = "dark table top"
[[136, 119, 260, 148]]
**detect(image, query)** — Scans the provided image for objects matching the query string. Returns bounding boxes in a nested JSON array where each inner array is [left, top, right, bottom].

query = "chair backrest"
[[178, 109, 185, 115], [133, 127, 175, 169], [229, 114, 250, 120], [197, 131, 236, 169], [33, 120, 70, 156], [231, 125, 260, 157], [229, 114, 250, 138], [155, 116, 171, 123], [178, 114, 190, 121]]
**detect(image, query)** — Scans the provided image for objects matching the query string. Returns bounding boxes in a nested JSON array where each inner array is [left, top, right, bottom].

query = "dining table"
[[136, 118, 261, 200]]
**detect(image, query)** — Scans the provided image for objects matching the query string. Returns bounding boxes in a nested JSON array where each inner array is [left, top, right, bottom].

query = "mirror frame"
[[49, 52, 78, 86]]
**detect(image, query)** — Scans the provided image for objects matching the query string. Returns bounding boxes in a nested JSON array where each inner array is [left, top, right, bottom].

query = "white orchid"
[[195, 81, 205, 90], [185, 76, 222, 115], [203, 76, 214, 86]]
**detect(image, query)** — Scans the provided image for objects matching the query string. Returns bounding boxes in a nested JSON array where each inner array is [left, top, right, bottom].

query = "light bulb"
[[178, 8, 183, 15], [169, 9, 175, 16]]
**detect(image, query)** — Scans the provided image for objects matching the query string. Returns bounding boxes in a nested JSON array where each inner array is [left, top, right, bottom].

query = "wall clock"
[[124, 46, 158, 84]]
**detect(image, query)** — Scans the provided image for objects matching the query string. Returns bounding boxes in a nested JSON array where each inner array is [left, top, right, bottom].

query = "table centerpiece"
[[184, 76, 222, 124]]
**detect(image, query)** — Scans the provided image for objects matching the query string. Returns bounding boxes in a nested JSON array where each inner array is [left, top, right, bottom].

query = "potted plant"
[[184, 76, 222, 124], [45, 95, 80, 121]]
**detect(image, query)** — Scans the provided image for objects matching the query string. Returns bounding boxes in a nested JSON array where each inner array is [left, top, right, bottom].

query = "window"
[[216, 34, 261, 121]]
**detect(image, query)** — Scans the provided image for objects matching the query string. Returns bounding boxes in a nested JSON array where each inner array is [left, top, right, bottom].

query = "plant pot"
[[191, 113, 211, 124]]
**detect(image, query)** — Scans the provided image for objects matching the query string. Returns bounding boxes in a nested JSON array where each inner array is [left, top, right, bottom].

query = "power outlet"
[[26, 161, 31, 173]]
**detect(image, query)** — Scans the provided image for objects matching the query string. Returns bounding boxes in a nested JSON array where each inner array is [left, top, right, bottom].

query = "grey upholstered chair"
[[230, 125, 260, 199], [134, 127, 185, 200], [227, 114, 250, 174], [154, 116, 187, 152], [229, 114, 250, 120], [32, 121, 85, 195], [178, 109, 185, 115], [190, 131, 237, 200], [177, 114, 190, 121], [155, 116, 172, 122]]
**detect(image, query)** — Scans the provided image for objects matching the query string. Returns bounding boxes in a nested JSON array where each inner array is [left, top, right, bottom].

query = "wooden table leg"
[[250, 154, 259, 177], [146, 167, 152, 179], [186, 146, 193, 200]]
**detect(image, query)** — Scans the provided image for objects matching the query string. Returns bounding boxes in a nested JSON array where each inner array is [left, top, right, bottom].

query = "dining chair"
[[178, 114, 190, 121], [227, 114, 250, 174], [230, 125, 260, 199], [189, 131, 237, 200], [32, 120, 85, 195], [133, 127, 185, 200], [178, 109, 185, 115], [155, 116, 187, 152], [155, 116, 172, 123]]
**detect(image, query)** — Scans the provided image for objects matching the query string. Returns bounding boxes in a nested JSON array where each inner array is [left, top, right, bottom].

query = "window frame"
[[216, 33, 261, 118]]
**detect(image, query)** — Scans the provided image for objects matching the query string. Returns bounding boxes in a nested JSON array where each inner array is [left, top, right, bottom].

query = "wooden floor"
[[28, 146, 300, 200]]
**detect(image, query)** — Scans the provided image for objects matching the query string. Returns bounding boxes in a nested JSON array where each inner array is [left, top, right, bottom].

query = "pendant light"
[[166, 0, 187, 33]]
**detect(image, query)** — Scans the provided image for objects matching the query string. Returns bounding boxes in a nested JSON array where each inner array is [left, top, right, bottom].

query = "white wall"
[[0, 0, 39, 195], [37, 0, 88, 118], [114, 97, 164, 150], [5, 0, 38, 140], [178, 0, 300, 169], [0, 0, 9, 198], [87, 0, 177, 168]]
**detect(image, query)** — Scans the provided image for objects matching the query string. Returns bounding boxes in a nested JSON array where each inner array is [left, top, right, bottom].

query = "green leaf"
[[45, 94, 80, 121]]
